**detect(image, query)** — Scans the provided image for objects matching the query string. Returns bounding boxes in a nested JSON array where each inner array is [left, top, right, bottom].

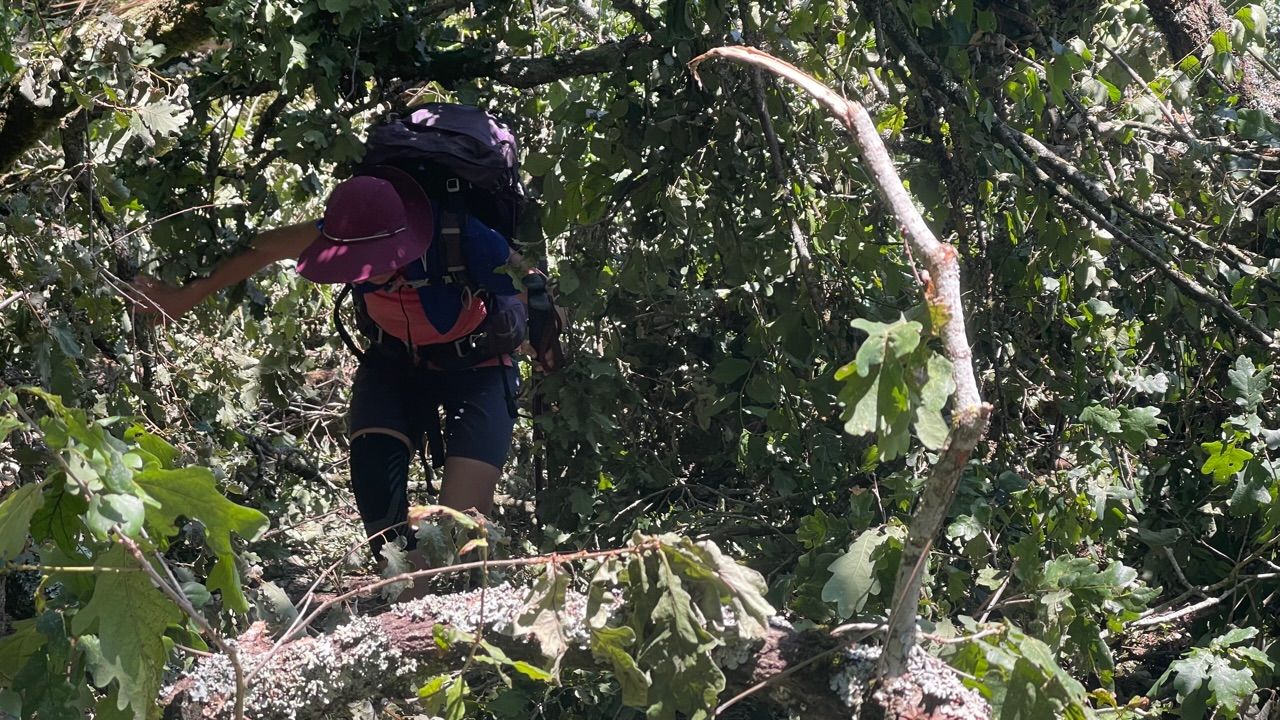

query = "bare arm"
[[131, 221, 318, 319]]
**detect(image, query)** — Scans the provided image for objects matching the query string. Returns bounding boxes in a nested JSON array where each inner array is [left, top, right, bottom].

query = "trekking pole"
[[521, 273, 565, 516], [532, 389, 546, 498]]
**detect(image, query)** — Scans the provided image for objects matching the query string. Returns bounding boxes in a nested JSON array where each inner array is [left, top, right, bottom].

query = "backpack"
[[334, 103, 529, 366], [359, 103, 525, 240]]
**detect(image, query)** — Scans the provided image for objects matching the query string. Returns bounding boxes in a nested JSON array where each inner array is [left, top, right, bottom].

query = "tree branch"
[[689, 46, 992, 690], [865, 3, 1279, 351], [491, 35, 652, 88]]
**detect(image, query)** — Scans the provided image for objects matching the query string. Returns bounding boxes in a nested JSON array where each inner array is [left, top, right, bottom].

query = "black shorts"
[[349, 347, 519, 469]]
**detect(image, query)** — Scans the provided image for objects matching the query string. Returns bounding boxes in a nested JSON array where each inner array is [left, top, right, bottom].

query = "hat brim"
[[297, 166, 434, 284]]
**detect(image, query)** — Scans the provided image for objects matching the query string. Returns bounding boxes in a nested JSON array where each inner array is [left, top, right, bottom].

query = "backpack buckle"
[[454, 332, 486, 357], [446, 177, 462, 193]]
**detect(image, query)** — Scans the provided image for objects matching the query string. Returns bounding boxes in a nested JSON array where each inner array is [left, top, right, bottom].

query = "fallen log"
[[161, 583, 990, 720]]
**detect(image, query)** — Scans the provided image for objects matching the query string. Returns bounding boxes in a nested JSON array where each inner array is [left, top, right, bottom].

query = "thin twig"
[[112, 202, 232, 246], [257, 506, 350, 540], [1133, 591, 1229, 628], [1, 563, 144, 574], [1161, 546, 1203, 596], [116, 534, 247, 720], [273, 521, 415, 661], [1101, 45, 1198, 143], [921, 626, 1005, 645], [279, 540, 663, 646], [976, 574, 1010, 624], [0, 291, 25, 312], [174, 643, 217, 658]]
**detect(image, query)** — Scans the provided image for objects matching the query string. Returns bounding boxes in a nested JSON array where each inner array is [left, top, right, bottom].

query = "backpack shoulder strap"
[[438, 178, 477, 290], [437, 209, 472, 289], [334, 284, 366, 358]]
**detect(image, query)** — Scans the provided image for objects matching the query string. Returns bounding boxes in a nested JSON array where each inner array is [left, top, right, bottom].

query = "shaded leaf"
[[512, 569, 571, 672], [133, 467, 268, 612], [822, 527, 898, 618], [590, 626, 650, 705], [29, 479, 88, 553], [0, 619, 44, 685], [0, 481, 44, 562], [1227, 355, 1270, 410], [1080, 405, 1121, 435], [710, 358, 751, 384], [70, 546, 180, 720]]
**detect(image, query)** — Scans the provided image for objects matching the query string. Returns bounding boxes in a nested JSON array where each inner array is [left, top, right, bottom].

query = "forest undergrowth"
[[4, 0, 1280, 716]]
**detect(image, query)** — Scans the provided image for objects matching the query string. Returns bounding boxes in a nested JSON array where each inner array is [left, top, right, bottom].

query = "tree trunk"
[[1144, 0, 1280, 113], [160, 584, 991, 720]]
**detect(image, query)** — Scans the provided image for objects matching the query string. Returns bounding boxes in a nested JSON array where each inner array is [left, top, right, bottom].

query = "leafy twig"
[[689, 44, 992, 679], [115, 534, 247, 720]]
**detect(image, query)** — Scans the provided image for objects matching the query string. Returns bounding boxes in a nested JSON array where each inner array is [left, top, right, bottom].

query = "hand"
[[127, 275, 197, 320], [519, 340, 563, 373], [518, 341, 547, 372]]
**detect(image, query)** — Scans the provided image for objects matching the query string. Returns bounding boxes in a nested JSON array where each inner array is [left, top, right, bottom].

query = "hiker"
[[131, 104, 562, 565]]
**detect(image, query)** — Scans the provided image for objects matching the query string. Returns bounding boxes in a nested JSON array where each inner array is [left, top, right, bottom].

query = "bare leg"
[[396, 457, 499, 600], [438, 456, 501, 514]]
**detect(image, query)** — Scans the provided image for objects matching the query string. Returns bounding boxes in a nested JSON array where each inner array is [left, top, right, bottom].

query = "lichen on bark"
[[164, 583, 991, 720]]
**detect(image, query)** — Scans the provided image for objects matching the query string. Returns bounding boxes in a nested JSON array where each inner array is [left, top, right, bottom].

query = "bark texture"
[[161, 584, 991, 720], [1144, 0, 1280, 113]]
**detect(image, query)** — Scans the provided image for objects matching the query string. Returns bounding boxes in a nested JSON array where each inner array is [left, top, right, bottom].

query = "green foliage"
[[0, 390, 266, 719], [511, 534, 773, 720], [835, 317, 956, 460], [1035, 558, 1158, 689], [0, 482, 45, 562], [71, 546, 183, 720], [4, 0, 1280, 716], [133, 466, 268, 612], [821, 524, 906, 618], [418, 674, 471, 720], [947, 625, 1096, 719], [1152, 627, 1275, 719]]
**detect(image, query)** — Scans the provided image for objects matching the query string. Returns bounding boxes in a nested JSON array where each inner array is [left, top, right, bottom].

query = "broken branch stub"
[[688, 45, 993, 682]]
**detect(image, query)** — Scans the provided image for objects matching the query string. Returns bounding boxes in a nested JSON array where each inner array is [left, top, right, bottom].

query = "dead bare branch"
[[688, 45, 992, 684]]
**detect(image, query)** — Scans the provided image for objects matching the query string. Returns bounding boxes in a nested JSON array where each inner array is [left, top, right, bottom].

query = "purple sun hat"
[[297, 166, 434, 284]]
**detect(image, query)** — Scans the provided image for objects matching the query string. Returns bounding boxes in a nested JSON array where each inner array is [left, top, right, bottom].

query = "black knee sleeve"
[[349, 433, 414, 556]]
